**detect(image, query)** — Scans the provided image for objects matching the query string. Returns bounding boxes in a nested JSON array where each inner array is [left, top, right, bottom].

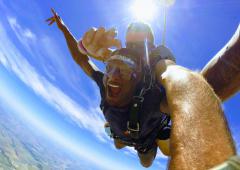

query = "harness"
[[103, 43, 173, 153], [104, 66, 170, 153], [127, 66, 153, 139]]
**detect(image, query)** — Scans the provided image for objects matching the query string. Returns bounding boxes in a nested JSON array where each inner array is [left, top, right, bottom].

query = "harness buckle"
[[127, 121, 140, 132], [133, 96, 144, 104], [127, 121, 140, 139]]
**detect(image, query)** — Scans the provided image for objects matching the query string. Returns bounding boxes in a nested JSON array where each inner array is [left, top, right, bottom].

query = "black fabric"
[[91, 70, 105, 98], [91, 70, 106, 111], [157, 125, 171, 140], [91, 71, 171, 152], [127, 96, 143, 139]]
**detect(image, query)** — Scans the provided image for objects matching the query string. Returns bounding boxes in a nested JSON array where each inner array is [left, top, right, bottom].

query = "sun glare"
[[159, 0, 176, 7], [130, 0, 158, 22], [129, 0, 175, 22]]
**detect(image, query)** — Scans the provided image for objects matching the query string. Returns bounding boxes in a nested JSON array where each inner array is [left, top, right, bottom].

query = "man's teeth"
[[108, 83, 120, 88]]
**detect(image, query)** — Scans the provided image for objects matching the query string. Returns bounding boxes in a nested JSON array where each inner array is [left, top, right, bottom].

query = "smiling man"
[[47, 9, 172, 167], [99, 48, 171, 167], [102, 52, 141, 107]]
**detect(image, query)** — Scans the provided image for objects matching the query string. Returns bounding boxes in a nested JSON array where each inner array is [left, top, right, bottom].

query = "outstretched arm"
[[46, 8, 98, 77], [201, 24, 240, 102]]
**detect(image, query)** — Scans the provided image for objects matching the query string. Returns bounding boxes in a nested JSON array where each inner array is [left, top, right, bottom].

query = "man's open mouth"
[[107, 82, 122, 97]]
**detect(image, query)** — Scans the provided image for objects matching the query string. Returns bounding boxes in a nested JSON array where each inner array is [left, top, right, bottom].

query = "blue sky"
[[0, 0, 239, 169]]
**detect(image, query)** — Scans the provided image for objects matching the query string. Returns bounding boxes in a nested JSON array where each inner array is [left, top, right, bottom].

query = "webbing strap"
[[127, 96, 144, 139], [127, 67, 153, 139]]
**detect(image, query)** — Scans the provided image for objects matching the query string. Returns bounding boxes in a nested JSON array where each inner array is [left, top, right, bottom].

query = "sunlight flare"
[[130, 0, 158, 22]]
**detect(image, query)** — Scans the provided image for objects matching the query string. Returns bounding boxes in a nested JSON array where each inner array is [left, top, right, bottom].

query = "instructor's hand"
[[80, 27, 122, 61], [46, 8, 66, 32]]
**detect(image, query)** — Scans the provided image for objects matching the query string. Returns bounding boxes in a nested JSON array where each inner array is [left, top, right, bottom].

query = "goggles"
[[105, 59, 137, 80]]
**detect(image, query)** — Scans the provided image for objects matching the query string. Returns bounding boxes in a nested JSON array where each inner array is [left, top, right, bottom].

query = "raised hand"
[[79, 27, 122, 61], [46, 8, 66, 32]]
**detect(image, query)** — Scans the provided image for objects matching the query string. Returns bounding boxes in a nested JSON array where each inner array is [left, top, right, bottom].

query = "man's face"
[[103, 58, 141, 107]]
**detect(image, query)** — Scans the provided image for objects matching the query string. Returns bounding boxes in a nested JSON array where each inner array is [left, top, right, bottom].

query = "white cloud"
[[6, 16, 89, 97], [23, 29, 36, 39], [7, 17, 36, 50], [0, 87, 132, 170], [6, 16, 58, 82], [123, 147, 137, 158], [0, 20, 107, 142], [2, 15, 144, 157], [155, 160, 168, 170]]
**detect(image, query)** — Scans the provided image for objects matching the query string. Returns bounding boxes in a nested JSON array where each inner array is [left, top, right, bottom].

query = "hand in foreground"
[[79, 27, 122, 61], [46, 8, 66, 32]]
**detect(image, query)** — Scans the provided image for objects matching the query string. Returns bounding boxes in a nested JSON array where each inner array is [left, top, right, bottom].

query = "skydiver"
[[46, 9, 172, 167], [78, 21, 176, 159], [47, 8, 239, 169]]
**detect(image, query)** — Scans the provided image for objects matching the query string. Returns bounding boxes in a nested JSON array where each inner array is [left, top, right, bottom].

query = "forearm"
[[61, 26, 97, 76], [61, 26, 88, 63], [201, 24, 240, 102], [161, 66, 236, 170]]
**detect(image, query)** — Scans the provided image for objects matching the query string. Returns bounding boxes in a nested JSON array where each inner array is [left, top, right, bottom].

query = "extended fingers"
[[82, 27, 96, 47], [51, 8, 57, 17], [46, 17, 54, 22], [91, 27, 105, 47], [83, 27, 106, 56], [51, 8, 61, 21], [81, 27, 120, 60], [105, 28, 117, 40], [46, 17, 55, 25], [95, 48, 112, 61], [46, 17, 54, 25], [103, 28, 121, 49]]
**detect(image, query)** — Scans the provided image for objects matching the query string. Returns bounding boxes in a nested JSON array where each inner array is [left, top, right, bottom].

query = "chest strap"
[[127, 67, 153, 139], [127, 96, 144, 139]]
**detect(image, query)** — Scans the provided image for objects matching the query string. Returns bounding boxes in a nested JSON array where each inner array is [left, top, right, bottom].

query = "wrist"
[[77, 39, 89, 56]]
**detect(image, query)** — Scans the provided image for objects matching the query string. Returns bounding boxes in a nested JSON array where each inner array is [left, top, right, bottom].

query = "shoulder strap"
[[127, 96, 144, 139], [127, 67, 153, 139]]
